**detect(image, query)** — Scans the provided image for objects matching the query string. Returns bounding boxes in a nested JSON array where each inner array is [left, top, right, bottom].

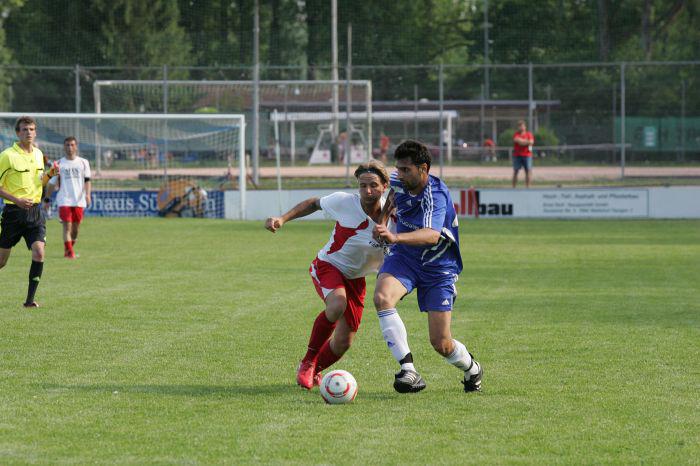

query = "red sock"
[[315, 339, 342, 373], [71, 240, 76, 247], [64, 241, 74, 256], [303, 311, 336, 362]]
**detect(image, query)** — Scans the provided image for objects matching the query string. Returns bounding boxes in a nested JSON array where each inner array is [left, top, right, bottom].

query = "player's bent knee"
[[325, 296, 347, 322], [325, 305, 345, 322], [373, 290, 395, 311]]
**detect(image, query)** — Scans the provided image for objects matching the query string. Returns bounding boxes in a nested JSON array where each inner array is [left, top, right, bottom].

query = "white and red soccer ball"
[[319, 370, 358, 404]]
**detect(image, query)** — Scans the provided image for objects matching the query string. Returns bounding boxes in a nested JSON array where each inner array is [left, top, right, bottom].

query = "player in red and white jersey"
[[48, 137, 91, 259], [265, 160, 391, 389]]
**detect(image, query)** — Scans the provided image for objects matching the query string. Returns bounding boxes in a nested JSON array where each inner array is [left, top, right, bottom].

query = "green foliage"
[[0, 0, 698, 113], [4, 0, 698, 69], [0, 0, 24, 110], [93, 1, 191, 72], [498, 128, 516, 148], [5, 0, 191, 69], [0, 218, 698, 463], [534, 126, 559, 146]]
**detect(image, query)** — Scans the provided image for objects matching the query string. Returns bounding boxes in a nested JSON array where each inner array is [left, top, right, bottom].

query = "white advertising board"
[[452, 188, 650, 218], [228, 187, 700, 220]]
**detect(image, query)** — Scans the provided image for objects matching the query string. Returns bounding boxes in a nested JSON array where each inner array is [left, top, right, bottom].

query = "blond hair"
[[354, 159, 389, 184]]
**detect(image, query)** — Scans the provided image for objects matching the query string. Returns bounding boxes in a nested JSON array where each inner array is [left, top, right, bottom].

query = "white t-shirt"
[[50, 156, 91, 207], [317, 192, 387, 279]]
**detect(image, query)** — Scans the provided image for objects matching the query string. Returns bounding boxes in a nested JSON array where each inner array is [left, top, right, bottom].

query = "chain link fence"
[[0, 61, 697, 183]]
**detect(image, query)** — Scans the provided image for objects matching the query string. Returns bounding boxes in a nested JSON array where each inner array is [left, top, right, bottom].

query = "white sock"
[[378, 308, 412, 367], [400, 362, 416, 372], [446, 339, 480, 376]]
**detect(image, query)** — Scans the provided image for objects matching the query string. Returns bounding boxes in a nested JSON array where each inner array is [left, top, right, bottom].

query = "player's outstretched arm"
[[264, 197, 321, 233]]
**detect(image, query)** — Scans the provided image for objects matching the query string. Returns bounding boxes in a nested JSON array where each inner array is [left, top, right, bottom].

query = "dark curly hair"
[[393, 139, 431, 171]]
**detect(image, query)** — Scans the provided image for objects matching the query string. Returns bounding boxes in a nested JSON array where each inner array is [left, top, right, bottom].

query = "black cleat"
[[393, 369, 426, 393], [462, 360, 483, 392], [23, 301, 39, 308]]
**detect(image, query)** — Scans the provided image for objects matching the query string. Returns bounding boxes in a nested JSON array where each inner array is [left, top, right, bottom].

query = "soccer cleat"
[[313, 370, 323, 387], [393, 369, 426, 393], [296, 360, 317, 390], [23, 301, 39, 308], [462, 360, 483, 392]]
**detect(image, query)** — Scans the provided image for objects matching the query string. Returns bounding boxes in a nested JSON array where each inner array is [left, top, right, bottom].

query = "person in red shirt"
[[483, 137, 496, 162], [512, 120, 534, 188], [379, 132, 390, 164]]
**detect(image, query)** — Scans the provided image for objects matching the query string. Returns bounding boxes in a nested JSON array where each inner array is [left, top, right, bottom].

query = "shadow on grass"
[[39, 383, 293, 397], [38, 383, 399, 400]]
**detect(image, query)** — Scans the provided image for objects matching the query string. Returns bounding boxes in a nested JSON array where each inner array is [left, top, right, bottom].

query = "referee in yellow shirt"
[[0, 116, 58, 307]]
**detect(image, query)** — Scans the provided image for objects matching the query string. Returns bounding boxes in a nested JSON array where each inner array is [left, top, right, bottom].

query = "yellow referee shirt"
[[0, 142, 45, 204]]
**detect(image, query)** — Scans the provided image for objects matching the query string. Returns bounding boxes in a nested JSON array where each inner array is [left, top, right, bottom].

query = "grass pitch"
[[0, 218, 698, 465]]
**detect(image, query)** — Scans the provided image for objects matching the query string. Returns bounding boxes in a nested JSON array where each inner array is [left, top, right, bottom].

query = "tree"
[[0, 0, 25, 110], [92, 0, 191, 73]]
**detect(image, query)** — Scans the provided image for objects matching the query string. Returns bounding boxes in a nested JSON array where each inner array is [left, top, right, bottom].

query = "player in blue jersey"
[[373, 140, 483, 393]]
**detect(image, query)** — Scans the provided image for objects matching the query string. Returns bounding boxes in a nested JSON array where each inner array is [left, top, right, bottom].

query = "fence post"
[[162, 64, 168, 114], [345, 22, 352, 186], [93, 81, 101, 176], [528, 62, 534, 131], [162, 64, 169, 180], [252, 0, 260, 185], [612, 79, 617, 164], [680, 78, 686, 162], [74, 64, 81, 113], [480, 83, 485, 148], [438, 62, 444, 178], [620, 62, 626, 179], [413, 84, 419, 139]]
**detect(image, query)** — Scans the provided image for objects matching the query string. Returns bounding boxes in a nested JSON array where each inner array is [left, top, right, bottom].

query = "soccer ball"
[[319, 370, 358, 404]]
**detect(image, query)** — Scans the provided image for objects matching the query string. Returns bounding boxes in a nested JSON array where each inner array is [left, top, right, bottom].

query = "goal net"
[[0, 113, 245, 219], [93, 80, 373, 164]]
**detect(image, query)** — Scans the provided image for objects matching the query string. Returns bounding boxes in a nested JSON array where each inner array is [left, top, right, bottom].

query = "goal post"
[[0, 112, 246, 219]]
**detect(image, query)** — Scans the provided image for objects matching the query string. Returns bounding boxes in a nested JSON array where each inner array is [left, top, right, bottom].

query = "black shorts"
[[0, 204, 47, 250]]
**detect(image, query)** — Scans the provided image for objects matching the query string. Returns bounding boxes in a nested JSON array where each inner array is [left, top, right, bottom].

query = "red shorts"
[[59, 206, 84, 224], [309, 258, 366, 332]]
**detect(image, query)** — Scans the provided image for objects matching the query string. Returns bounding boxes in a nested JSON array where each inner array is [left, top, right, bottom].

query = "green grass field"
[[1, 218, 698, 465]]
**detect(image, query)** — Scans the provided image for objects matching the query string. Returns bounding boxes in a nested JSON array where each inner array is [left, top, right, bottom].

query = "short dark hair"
[[64, 136, 77, 144], [393, 139, 431, 171], [354, 159, 389, 184], [15, 116, 36, 132]]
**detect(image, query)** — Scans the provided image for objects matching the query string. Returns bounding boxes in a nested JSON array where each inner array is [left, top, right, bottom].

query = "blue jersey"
[[389, 172, 462, 273]]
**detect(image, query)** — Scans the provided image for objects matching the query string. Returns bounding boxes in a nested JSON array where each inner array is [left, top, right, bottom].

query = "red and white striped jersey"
[[317, 192, 386, 279]]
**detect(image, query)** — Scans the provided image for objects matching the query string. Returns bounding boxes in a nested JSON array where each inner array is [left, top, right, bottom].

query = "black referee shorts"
[[0, 204, 46, 250]]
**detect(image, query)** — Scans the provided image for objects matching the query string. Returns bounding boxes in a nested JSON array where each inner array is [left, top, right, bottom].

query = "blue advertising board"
[[1, 190, 225, 218]]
